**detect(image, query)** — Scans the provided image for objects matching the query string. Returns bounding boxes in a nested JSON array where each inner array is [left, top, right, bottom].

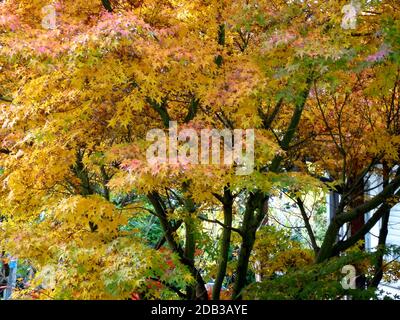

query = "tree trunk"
[[147, 192, 208, 300], [185, 219, 196, 299], [232, 192, 264, 299], [212, 188, 233, 300], [232, 231, 256, 299], [371, 207, 390, 287], [371, 163, 391, 287], [349, 179, 366, 289], [316, 221, 341, 263]]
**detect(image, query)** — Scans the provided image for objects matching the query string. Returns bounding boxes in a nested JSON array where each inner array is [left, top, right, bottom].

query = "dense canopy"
[[1, 0, 400, 300]]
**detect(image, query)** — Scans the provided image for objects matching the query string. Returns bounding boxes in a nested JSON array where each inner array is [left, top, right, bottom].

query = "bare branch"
[[198, 215, 243, 236]]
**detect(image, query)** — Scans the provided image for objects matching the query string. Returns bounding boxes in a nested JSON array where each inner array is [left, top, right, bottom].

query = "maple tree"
[[1, 0, 400, 300]]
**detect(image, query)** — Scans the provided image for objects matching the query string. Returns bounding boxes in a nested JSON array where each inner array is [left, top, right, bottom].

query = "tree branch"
[[336, 169, 400, 225], [198, 215, 243, 236], [296, 197, 320, 254], [101, 0, 113, 12], [184, 97, 199, 123], [0, 96, 12, 102], [147, 98, 170, 128], [149, 277, 187, 299], [269, 76, 313, 172], [258, 98, 283, 129], [155, 220, 183, 250]]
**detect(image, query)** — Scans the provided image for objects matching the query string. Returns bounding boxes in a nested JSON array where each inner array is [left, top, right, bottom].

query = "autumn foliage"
[[1, 0, 400, 300]]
